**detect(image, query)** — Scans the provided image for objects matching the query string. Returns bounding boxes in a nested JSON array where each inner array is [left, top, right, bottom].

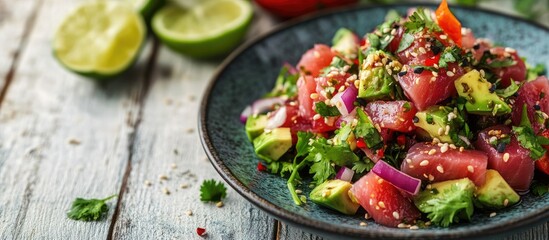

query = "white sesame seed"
[[159, 174, 169, 181], [489, 212, 497, 218], [419, 47, 427, 54], [503, 153, 510, 162], [397, 223, 408, 228], [440, 144, 449, 153], [426, 184, 432, 190], [410, 225, 419, 230], [360, 222, 368, 226], [428, 174, 435, 181], [216, 201, 224, 208], [425, 221, 432, 226], [144, 180, 152, 187], [171, 163, 177, 169], [437, 165, 445, 173], [447, 71, 455, 77], [369, 199, 374, 206], [378, 178, 384, 184], [313, 114, 321, 120], [180, 183, 189, 189], [378, 201, 386, 208], [185, 210, 193, 216], [406, 158, 412, 164], [504, 198, 509, 207], [437, 127, 444, 136], [467, 165, 475, 173], [295, 189, 303, 194], [310, 93, 319, 99], [365, 213, 371, 219], [428, 149, 437, 155], [440, 34, 448, 40], [162, 187, 170, 195], [420, 160, 430, 166], [445, 125, 451, 135], [393, 211, 400, 219]]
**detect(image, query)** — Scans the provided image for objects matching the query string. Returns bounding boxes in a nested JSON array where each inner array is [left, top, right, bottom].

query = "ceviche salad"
[[241, 0, 548, 228]]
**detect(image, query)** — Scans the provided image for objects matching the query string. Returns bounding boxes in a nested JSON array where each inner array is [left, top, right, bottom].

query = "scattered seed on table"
[[68, 139, 81, 145], [216, 201, 224, 208], [185, 210, 193, 216]]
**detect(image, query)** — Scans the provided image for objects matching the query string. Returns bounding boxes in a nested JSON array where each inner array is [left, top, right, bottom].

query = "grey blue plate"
[[199, 4, 549, 239]]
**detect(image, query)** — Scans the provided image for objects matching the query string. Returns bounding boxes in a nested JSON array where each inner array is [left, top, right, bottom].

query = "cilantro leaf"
[[396, 33, 414, 53], [531, 181, 549, 196], [352, 157, 375, 174], [495, 79, 520, 98], [354, 108, 383, 149], [200, 179, 227, 202], [404, 8, 441, 33], [315, 102, 341, 117], [295, 131, 314, 160], [67, 195, 117, 221], [309, 153, 336, 186], [512, 105, 546, 160], [438, 47, 462, 68]]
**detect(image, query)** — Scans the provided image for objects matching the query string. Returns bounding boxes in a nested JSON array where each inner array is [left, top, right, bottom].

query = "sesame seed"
[[447, 71, 455, 77], [365, 213, 371, 219], [459, 147, 465, 152], [397, 223, 409, 229], [310, 93, 319, 99], [383, 27, 390, 33], [144, 180, 152, 187], [503, 153, 510, 162], [409, 225, 419, 230], [159, 174, 169, 181], [393, 211, 400, 219], [445, 125, 451, 135], [162, 187, 171, 195], [437, 165, 445, 173], [419, 47, 427, 54], [504, 198, 509, 207], [391, 28, 396, 35], [216, 201, 224, 208], [426, 184, 432, 189], [378, 178, 384, 184], [313, 114, 321, 120], [440, 144, 449, 153], [489, 212, 497, 218], [425, 221, 432, 226], [406, 158, 412, 163], [428, 149, 437, 155], [369, 199, 374, 206], [467, 165, 475, 173], [437, 127, 444, 136], [185, 210, 193, 216], [360, 222, 368, 226], [378, 201, 386, 208], [440, 34, 448, 39], [428, 174, 435, 181], [420, 160, 430, 166], [295, 189, 303, 194], [180, 183, 189, 189]]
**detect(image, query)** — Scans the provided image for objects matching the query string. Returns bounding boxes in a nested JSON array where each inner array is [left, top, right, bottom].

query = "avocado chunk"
[[414, 106, 465, 144], [358, 50, 402, 100], [309, 179, 360, 215], [252, 128, 292, 162], [245, 114, 268, 141], [454, 70, 511, 116], [475, 169, 520, 209], [414, 178, 475, 227], [332, 28, 358, 58]]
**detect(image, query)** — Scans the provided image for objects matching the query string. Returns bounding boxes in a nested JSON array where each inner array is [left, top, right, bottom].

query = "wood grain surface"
[[0, 1, 546, 240]]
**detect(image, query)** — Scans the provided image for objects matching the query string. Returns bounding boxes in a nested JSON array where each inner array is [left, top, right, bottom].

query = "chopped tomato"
[[351, 172, 421, 227], [297, 44, 335, 77], [435, 0, 462, 47]]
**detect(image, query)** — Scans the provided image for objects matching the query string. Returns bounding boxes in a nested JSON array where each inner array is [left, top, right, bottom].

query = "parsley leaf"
[[200, 179, 227, 202], [354, 108, 383, 149], [404, 8, 441, 33], [67, 195, 117, 221], [512, 104, 546, 160], [315, 102, 341, 117]]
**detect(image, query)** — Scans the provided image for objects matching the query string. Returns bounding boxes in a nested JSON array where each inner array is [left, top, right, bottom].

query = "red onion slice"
[[372, 160, 421, 195], [265, 106, 287, 130], [240, 105, 252, 124], [336, 166, 354, 182], [252, 97, 286, 115], [330, 85, 357, 116]]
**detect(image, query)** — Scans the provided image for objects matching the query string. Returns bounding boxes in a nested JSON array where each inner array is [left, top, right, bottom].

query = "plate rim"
[[198, 3, 549, 239]]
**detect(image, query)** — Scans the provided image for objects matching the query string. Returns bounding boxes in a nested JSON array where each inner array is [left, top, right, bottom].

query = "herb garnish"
[[315, 102, 341, 117], [404, 8, 442, 33], [265, 65, 299, 98], [200, 179, 227, 202], [512, 104, 546, 160], [67, 194, 117, 221], [354, 108, 383, 149]]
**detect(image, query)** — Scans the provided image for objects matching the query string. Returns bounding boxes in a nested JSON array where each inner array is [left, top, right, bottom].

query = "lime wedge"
[[152, 0, 253, 59], [53, 1, 146, 79]]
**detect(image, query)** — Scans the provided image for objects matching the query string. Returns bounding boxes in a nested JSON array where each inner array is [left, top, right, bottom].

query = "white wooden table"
[[0, 1, 547, 239]]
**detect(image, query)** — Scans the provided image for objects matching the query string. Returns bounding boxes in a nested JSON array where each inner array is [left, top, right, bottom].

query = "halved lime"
[[53, 1, 146, 79], [129, 0, 165, 21], [152, 0, 253, 59]]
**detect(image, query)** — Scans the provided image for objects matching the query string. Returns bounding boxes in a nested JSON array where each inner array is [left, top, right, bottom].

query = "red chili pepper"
[[436, 0, 462, 47], [257, 162, 267, 172], [356, 138, 366, 148], [377, 149, 385, 158], [196, 227, 206, 236], [425, 54, 440, 66], [396, 135, 406, 146]]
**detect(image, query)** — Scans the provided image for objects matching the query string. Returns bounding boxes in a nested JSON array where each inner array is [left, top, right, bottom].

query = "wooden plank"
[[0, 0, 154, 238], [0, 0, 41, 101], [109, 45, 276, 240]]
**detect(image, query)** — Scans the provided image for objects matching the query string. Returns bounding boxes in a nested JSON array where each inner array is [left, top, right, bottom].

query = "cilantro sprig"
[[200, 179, 227, 202], [67, 194, 117, 221], [512, 104, 546, 160], [404, 8, 442, 33]]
